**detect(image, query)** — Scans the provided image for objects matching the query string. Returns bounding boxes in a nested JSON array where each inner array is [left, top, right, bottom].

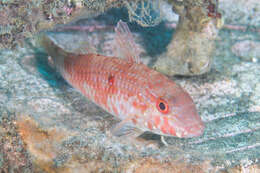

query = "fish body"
[[41, 21, 204, 138]]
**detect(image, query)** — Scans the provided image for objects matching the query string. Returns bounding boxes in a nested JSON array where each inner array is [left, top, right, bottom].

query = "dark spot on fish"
[[108, 74, 114, 86]]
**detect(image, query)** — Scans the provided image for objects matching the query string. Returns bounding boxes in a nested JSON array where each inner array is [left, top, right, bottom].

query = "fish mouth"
[[175, 122, 205, 138], [179, 123, 205, 138]]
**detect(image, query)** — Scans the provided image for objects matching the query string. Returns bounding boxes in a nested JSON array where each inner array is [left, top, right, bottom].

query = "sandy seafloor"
[[0, 5, 260, 173]]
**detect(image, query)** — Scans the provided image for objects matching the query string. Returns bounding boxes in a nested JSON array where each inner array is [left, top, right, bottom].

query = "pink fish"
[[41, 20, 204, 138]]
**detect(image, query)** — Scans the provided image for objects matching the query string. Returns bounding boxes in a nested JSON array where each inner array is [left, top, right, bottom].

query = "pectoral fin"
[[111, 119, 143, 138], [111, 120, 161, 148]]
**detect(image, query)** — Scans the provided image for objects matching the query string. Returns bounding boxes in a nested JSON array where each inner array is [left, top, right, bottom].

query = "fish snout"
[[172, 101, 205, 138], [180, 122, 205, 138]]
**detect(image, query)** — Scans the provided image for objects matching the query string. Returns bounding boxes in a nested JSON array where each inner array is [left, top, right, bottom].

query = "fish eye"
[[156, 98, 169, 114]]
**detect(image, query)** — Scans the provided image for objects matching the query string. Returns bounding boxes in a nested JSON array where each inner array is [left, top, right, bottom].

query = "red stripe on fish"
[[154, 116, 161, 128], [160, 125, 167, 134], [147, 121, 153, 130], [169, 127, 176, 136]]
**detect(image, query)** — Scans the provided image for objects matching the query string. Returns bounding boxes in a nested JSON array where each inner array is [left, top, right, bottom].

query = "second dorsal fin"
[[114, 20, 141, 64]]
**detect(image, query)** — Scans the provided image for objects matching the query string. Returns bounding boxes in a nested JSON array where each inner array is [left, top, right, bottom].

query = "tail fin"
[[39, 32, 72, 74], [114, 20, 141, 64], [39, 33, 68, 60]]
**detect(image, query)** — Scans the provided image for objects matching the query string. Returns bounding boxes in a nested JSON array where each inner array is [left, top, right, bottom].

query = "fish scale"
[[41, 20, 205, 138], [64, 54, 149, 117]]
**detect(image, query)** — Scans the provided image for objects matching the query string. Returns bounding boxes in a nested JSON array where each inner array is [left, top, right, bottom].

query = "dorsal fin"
[[114, 20, 141, 64]]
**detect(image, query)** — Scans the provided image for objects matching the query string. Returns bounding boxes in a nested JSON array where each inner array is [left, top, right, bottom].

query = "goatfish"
[[40, 20, 204, 139]]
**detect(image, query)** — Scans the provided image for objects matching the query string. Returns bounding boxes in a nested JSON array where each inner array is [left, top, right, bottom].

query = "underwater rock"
[[219, 0, 260, 27], [153, 0, 222, 76], [0, 113, 32, 172], [226, 164, 260, 173], [17, 116, 68, 169], [154, 18, 219, 76], [16, 115, 115, 173], [16, 116, 209, 172], [231, 40, 260, 62]]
